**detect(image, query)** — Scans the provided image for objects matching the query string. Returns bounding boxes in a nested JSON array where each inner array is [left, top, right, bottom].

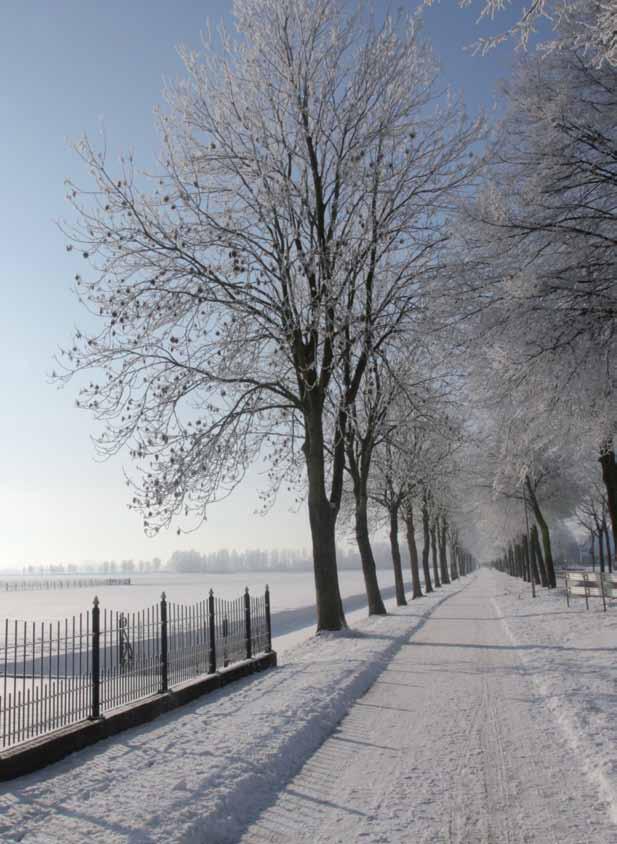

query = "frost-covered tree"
[[466, 391, 588, 586], [369, 439, 409, 606], [435, 0, 617, 68], [368, 374, 462, 598], [343, 358, 398, 616], [363, 356, 447, 605], [576, 481, 613, 570], [457, 43, 617, 559], [58, 0, 481, 630], [344, 348, 456, 612]]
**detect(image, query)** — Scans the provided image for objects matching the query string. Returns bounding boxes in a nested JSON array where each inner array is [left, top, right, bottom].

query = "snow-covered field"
[[2, 567, 617, 843], [0, 569, 411, 653]]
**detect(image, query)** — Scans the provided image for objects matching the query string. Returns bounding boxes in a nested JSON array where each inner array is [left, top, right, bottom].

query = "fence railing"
[[564, 571, 617, 611], [0, 586, 272, 750], [0, 577, 132, 592]]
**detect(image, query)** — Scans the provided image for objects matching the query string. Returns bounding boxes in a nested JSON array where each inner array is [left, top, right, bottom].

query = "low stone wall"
[[0, 650, 276, 782]]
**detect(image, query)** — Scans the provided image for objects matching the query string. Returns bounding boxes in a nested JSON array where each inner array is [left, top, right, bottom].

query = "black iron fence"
[[1, 586, 272, 750]]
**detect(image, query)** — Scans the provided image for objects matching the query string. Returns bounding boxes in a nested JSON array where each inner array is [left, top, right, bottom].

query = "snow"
[[491, 569, 617, 827], [1, 568, 616, 843], [239, 568, 617, 843], [0, 569, 415, 656]]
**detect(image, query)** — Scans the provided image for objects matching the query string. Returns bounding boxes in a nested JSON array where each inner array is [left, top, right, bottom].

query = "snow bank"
[[0, 578, 469, 844], [490, 569, 617, 823]]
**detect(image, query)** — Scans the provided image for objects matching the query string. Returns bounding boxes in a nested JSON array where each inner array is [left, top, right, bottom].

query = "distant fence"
[[564, 571, 617, 611], [0, 577, 132, 592], [0, 586, 272, 750]]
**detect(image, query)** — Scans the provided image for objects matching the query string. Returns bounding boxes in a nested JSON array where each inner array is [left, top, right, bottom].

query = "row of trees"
[[21, 559, 163, 576], [449, 3, 617, 585], [58, 0, 615, 624]]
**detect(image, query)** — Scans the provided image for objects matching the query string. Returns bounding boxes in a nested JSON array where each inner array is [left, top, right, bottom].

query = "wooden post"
[[91, 596, 100, 720]]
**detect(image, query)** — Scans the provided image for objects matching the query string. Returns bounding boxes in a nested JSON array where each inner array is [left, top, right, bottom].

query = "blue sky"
[[0, 1, 525, 568]]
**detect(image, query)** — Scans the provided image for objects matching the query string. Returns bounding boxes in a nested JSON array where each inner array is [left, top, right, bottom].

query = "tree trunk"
[[354, 489, 387, 615], [307, 486, 346, 630], [389, 505, 407, 606], [525, 476, 556, 587], [598, 526, 606, 573], [531, 524, 548, 586], [404, 504, 423, 599], [590, 531, 596, 570], [599, 443, 617, 567], [439, 516, 450, 585], [305, 407, 346, 631], [450, 543, 458, 581], [603, 519, 613, 573], [520, 542, 529, 582], [421, 496, 433, 593], [430, 523, 441, 589], [523, 534, 540, 585]]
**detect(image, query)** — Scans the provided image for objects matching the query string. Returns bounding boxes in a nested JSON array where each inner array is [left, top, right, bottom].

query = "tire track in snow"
[[242, 570, 617, 844], [492, 589, 617, 829]]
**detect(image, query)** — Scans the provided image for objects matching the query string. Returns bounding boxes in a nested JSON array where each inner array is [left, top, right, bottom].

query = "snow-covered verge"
[[0, 577, 471, 844], [490, 569, 617, 822]]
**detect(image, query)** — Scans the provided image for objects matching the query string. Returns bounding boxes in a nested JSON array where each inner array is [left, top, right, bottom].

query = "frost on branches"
[[57, 0, 482, 630], [456, 40, 617, 556], [434, 0, 617, 68]]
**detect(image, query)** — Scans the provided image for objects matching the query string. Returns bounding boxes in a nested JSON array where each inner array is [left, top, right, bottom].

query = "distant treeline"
[[167, 543, 403, 573], [19, 559, 163, 577], [13, 544, 404, 577]]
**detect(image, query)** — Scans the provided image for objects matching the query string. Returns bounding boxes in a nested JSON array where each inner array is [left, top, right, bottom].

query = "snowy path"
[[240, 569, 616, 844], [2, 569, 616, 843], [0, 577, 466, 843]]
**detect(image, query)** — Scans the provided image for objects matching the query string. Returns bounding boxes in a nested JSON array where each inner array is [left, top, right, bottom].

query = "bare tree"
[[58, 0, 481, 630], [343, 359, 392, 615], [369, 373, 461, 598], [576, 484, 612, 571], [344, 352, 448, 613]]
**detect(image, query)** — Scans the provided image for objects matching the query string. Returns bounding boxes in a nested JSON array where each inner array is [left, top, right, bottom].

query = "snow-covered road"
[[241, 569, 616, 843], [2, 568, 616, 843]]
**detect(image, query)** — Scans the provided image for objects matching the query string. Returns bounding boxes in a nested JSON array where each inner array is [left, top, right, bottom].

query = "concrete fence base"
[[0, 650, 277, 782]]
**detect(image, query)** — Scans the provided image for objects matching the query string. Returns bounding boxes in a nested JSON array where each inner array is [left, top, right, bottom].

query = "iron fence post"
[[91, 596, 100, 720], [222, 616, 229, 667], [160, 592, 168, 693], [244, 587, 252, 660], [208, 589, 216, 673], [265, 585, 272, 653]]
